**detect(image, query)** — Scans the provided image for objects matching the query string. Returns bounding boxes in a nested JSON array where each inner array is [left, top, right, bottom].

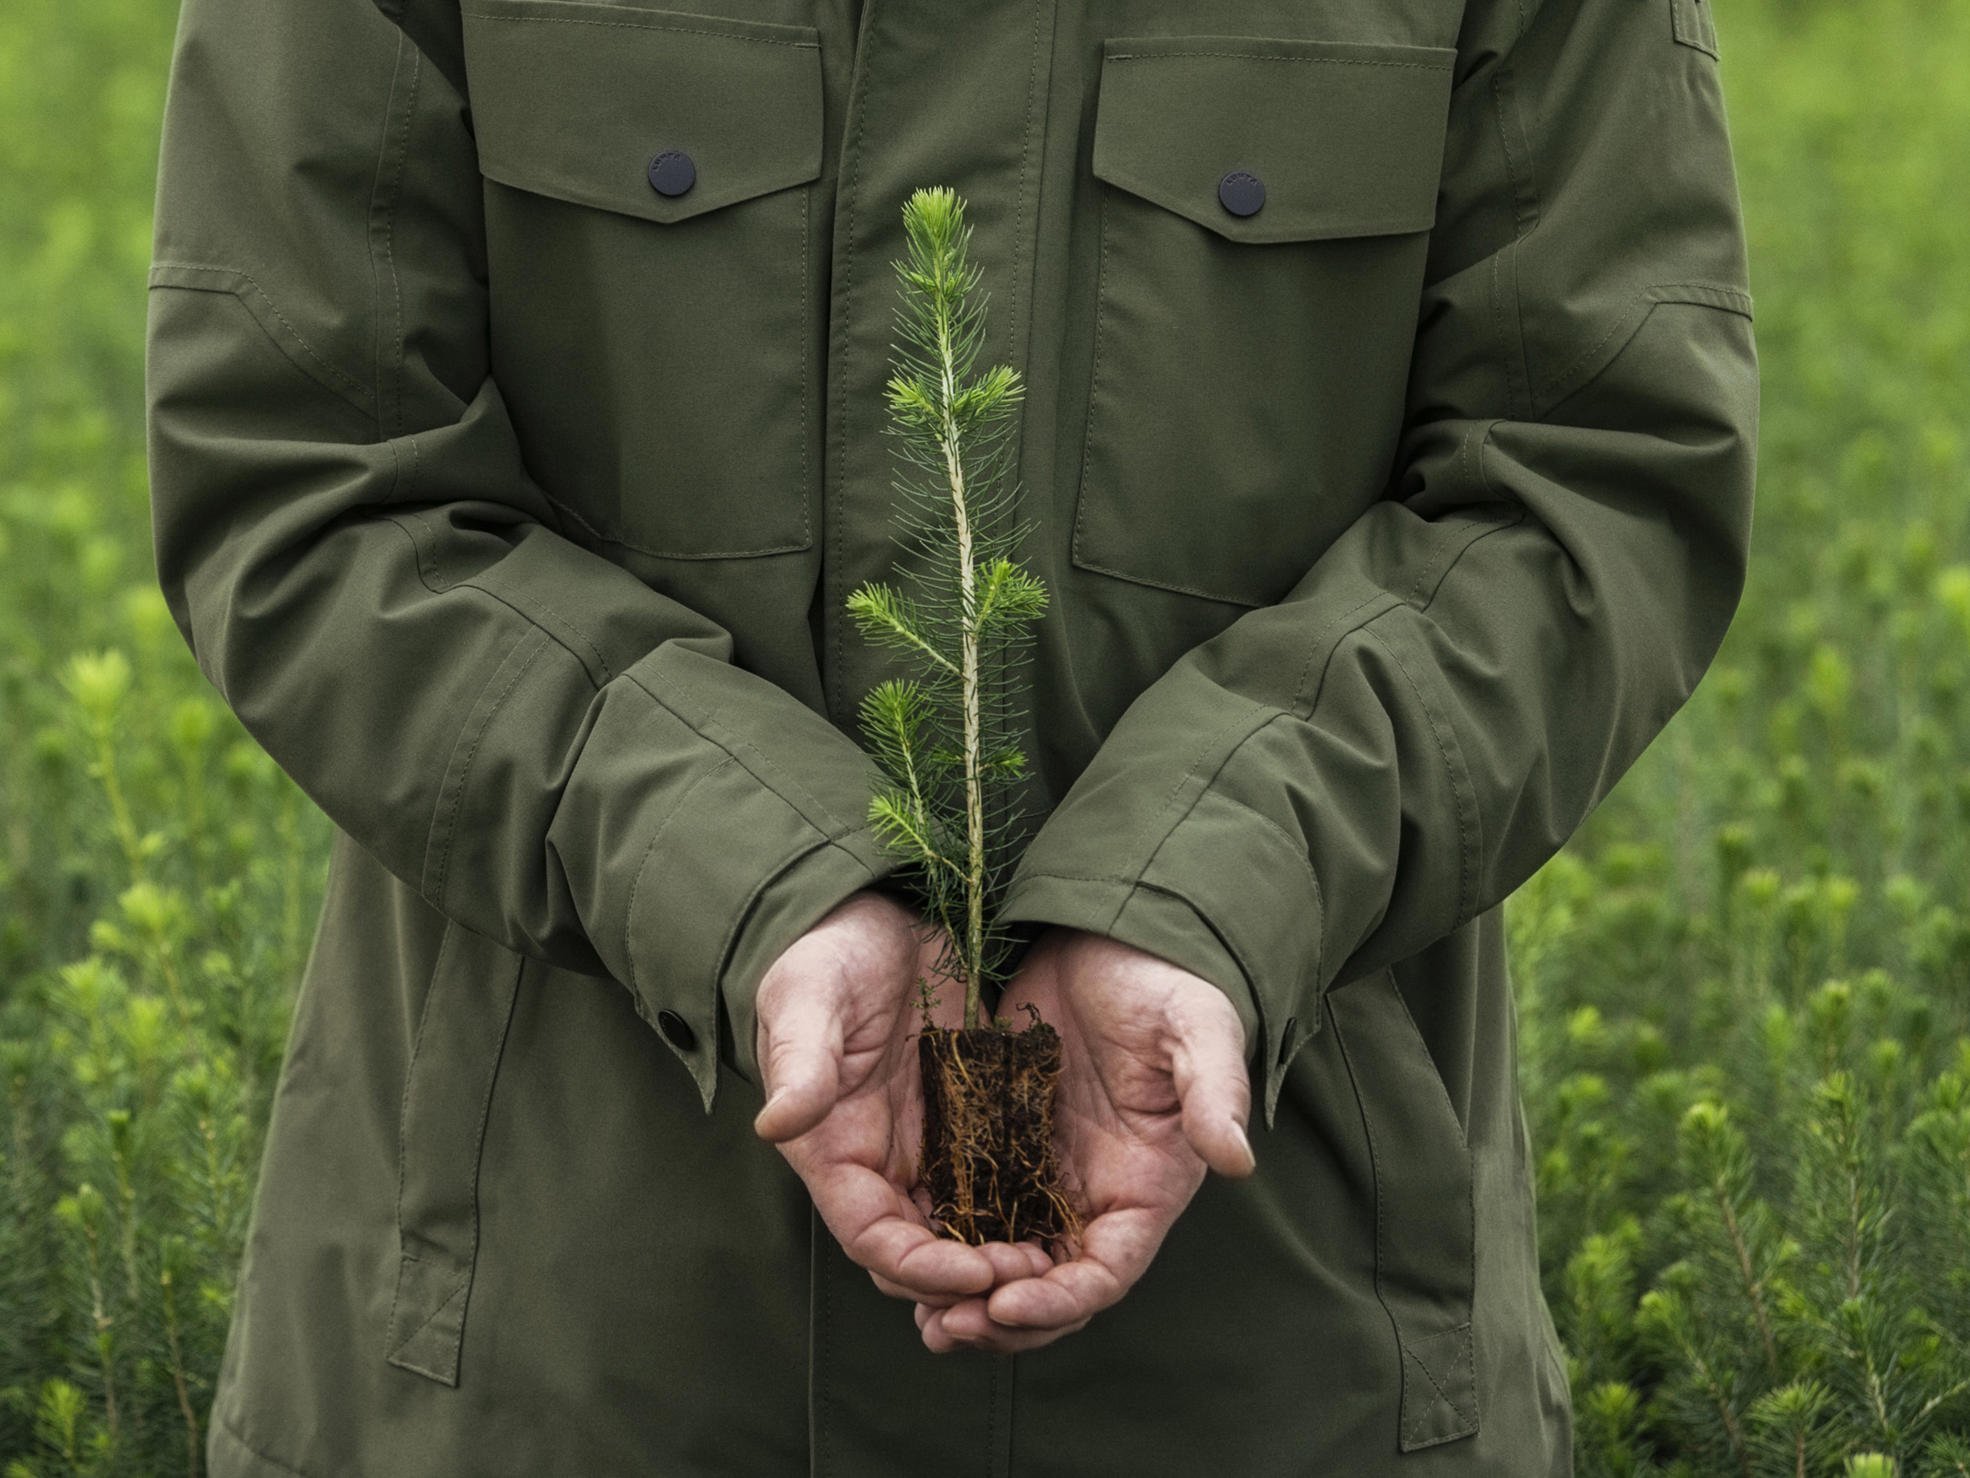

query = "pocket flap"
[[461, 1, 823, 225], [1091, 36, 1456, 244]]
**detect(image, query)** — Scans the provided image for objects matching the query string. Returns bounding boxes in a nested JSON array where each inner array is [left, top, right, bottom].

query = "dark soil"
[[917, 1021, 1081, 1247]]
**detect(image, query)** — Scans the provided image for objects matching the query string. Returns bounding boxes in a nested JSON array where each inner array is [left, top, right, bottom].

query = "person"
[[144, 0, 1756, 1470]]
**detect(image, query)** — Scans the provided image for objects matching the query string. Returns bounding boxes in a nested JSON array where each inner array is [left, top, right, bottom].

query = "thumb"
[[752, 974, 847, 1144], [1168, 1004, 1257, 1179]]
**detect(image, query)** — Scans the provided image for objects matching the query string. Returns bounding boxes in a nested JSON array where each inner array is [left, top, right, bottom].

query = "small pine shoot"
[[847, 187, 1047, 1031]]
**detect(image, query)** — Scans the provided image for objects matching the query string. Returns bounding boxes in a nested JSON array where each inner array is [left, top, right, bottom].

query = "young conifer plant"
[[847, 186, 1079, 1247]]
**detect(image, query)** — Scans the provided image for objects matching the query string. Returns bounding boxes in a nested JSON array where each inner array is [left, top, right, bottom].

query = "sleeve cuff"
[[1001, 781, 1325, 1128], [715, 824, 902, 1092], [619, 757, 898, 1116], [998, 873, 1261, 1062]]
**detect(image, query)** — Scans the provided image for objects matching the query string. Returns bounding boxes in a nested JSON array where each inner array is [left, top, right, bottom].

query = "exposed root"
[[918, 1020, 1084, 1248]]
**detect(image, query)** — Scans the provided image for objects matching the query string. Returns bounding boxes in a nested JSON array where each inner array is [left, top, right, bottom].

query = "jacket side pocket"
[[1328, 967, 1480, 1451], [385, 917, 527, 1386]]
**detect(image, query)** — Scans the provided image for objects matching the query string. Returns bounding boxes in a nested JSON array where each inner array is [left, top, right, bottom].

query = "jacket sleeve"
[[999, 0, 1758, 1126], [145, 0, 895, 1112]]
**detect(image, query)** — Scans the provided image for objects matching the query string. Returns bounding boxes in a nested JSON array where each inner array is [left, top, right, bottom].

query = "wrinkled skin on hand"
[[913, 926, 1257, 1355], [750, 891, 1051, 1304]]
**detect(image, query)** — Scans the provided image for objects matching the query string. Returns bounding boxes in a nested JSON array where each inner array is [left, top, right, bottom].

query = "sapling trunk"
[[846, 187, 1081, 1246]]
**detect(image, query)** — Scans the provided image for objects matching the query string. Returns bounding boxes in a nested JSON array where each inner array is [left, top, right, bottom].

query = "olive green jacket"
[[145, 0, 1755, 1470]]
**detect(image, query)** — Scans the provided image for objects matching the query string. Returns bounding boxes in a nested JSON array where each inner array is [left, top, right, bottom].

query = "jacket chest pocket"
[[462, 2, 824, 559], [1073, 37, 1454, 607]]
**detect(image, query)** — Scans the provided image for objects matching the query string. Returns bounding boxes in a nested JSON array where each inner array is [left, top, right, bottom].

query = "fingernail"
[[1233, 1122, 1255, 1169]]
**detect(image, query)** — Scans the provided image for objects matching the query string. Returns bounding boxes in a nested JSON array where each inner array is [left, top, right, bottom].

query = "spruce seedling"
[[847, 186, 1077, 1246], [847, 185, 1047, 1028]]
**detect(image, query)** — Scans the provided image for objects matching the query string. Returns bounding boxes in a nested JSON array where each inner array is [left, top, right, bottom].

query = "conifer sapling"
[[847, 186, 1080, 1248]]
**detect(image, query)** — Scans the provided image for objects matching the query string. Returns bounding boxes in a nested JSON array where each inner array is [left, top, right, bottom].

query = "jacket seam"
[[486, 463, 809, 559], [459, 8, 817, 47], [1534, 290, 1647, 410], [1492, 63, 1538, 235], [374, 34, 421, 439], [1101, 696, 1279, 904], [1195, 786, 1320, 901], [213, 1411, 319, 1478], [382, 511, 624, 915], [708, 835, 880, 1103], [382, 507, 615, 687], [1146, 775, 1324, 1037], [826, 12, 879, 718], [1092, 494, 1509, 990], [1129, 750, 1323, 964], [1227, 506, 1515, 984], [1034, 584, 1387, 959], [1489, 47, 1537, 421], [797, 180, 814, 549], [1132, 769, 1324, 988], [384, 1255, 469, 1371], [148, 267, 373, 415], [1488, 250, 1526, 426], [702, 717, 859, 838], [448, 949, 525, 1371], [1070, 553, 1265, 608], [622, 754, 748, 1009], [383, 526, 865, 884], [1005, 0, 1046, 371], [1330, 980, 1404, 1434], [1330, 974, 1481, 1445], [1008, 869, 1281, 1023], [1535, 284, 1751, 417], [462, 573, 615, 684], [1403, 1325, 1480, 1444], [1647, 280, 1754, 314], [535, 505, 813, 560], [1374, 965, 1479, 1364], [390, 917, 459, 1313], [1104, 52, 1451, 70], [615, 668, 861, 841], [427, 630, 552, 913], [1069, 188, 1116, 581], [1360, 618, 1480, 932]]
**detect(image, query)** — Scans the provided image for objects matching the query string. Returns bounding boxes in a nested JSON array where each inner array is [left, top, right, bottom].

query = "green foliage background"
[[1, 0, 1965, 1472]]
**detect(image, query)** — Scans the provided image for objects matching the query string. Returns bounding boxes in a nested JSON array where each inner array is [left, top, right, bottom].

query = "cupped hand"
[[750, 890, 1047, 1304], [914, 926, 1257, 1355]]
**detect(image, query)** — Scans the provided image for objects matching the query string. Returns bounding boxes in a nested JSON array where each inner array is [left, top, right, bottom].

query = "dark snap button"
[[655, 1009, 698, 1051], [1218, 169, 1266, 219], [647, 149, 697, 198]]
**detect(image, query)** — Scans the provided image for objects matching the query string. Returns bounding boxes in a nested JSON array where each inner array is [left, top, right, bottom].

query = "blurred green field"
[[3, 0, 1968, 1472]]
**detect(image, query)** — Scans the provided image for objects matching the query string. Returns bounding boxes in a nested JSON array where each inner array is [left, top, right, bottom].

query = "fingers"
[[1168, 1003, 1257, 1179], [876, 1271, 961, 1305], [976, 1238, 1053, 1285], [807, 1157, 997, 1300], [979, 1206, 1163, 1336], [856, 1217, 998, 1300], [907, 1201, 1180, 1353], [918, 1300, 1091, 1355], [752, 982, 847, 1144], [871, 1239, 1048, 1305]]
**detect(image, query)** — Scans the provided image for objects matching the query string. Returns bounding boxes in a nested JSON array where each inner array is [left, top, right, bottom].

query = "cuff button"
[[656, 1009, 699, 1052]]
